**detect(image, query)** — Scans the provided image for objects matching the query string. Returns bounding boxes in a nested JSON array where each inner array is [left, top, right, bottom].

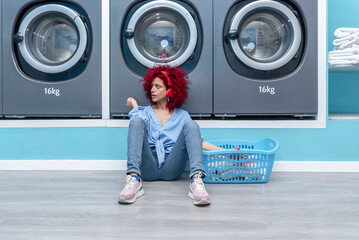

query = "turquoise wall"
[[1, 0, 359, 163], [1, 122, 359, 161]]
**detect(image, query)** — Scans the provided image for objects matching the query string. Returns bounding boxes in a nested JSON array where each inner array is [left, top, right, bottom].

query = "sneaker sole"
[[188, 191, 211, 206], [118, 188, 144, 204]]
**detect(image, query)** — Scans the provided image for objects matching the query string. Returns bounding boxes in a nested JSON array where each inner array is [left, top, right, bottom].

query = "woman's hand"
[[202, 141, 241, 151], [202, 141, 224, 151], [126, 97, 138, 109]]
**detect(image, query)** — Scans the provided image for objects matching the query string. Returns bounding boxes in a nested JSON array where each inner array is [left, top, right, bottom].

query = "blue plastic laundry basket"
[[202, 138, 279, 183]]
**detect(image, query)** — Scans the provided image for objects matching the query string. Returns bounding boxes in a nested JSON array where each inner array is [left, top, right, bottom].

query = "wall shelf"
[[329, 66, 359, 72], [328, 113, 359, 120]]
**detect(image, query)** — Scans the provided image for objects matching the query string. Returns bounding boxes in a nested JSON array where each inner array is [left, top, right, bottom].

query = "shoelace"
[[124, 175, 137, 190], [193, 176, 206, 192]]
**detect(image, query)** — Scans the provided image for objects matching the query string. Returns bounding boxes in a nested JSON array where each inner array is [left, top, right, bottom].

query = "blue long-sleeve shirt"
[[129, 105, 192, 168]]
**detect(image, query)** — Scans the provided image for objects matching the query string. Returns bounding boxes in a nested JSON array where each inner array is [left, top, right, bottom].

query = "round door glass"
[[134, 9, 190, 63], [27, 14, 79, 65], [238, 12, 292, 63]]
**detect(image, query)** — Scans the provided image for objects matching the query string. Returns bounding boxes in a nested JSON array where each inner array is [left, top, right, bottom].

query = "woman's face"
[[151, 77, 168, 103]]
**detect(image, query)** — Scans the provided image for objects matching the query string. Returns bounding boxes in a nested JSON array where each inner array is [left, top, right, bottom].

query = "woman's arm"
[[202, 141, 224, 151], [202, 141, 241, 151], [127, 98, 148, 122], [126, 97, 138, 109]]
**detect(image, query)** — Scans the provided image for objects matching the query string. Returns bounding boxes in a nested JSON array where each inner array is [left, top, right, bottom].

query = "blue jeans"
[[126, 117, 206, 181]]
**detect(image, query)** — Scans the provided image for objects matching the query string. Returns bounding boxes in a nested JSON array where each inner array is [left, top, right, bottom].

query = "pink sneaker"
[[188, 173, 211, 206], [118, 175, 144, 204]]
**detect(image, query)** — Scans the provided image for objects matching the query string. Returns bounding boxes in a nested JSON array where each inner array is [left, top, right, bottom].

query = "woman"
[[118, 65, 222, 206]]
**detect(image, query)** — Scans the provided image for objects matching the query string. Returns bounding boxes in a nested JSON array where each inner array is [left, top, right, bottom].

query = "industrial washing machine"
[[213, 0, 318, 118], [2, 0, 102, 118], [110, 0, 212, 117]]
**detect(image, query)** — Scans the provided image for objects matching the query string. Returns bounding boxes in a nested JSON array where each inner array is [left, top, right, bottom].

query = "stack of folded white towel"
[[329, 28, 359, 68]]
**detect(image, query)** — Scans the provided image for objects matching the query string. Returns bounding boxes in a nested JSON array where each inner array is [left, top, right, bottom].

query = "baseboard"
[[1, 160, 359, 172], [0, 160, 127, 170], [272, 161, 359, 172]]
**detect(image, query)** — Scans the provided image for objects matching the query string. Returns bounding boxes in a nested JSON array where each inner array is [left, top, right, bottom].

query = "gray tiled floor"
[[0, 171, 358, 239]]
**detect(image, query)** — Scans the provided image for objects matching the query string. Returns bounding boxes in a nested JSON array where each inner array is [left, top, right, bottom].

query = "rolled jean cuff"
[[189, 170, 206, 179], [126, 168, 141, 176]]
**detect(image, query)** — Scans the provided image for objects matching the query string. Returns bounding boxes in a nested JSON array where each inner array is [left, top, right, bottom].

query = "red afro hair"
[[142, 65, 190, 111]]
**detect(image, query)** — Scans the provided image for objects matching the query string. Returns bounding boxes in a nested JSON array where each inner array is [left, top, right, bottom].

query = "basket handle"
[[261, 138, 280, 154]]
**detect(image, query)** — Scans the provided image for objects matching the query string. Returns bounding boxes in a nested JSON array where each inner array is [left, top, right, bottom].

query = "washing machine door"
[[15, 4, 88, 74], [228, 0, 302, 71], [125, 0, 197, 68]]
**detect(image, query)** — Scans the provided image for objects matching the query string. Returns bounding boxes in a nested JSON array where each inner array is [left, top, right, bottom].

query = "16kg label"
[[44, 87, 60, 96], [259, 86, 275, 95]]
